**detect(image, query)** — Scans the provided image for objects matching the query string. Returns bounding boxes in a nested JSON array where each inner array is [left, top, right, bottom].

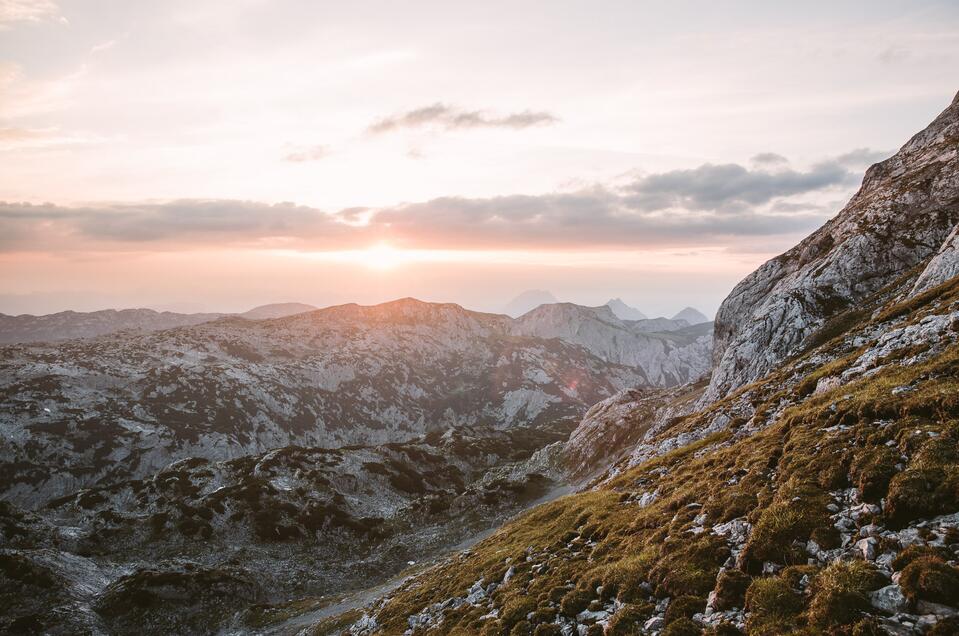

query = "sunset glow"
[[0, 1, 956, 315]]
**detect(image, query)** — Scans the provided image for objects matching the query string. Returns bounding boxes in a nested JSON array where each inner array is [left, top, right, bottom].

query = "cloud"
[[751, 152, 789, 166], [0, 127, 49, 141], [621, 160, 854, 213], [878, 45, 908, 65], [0, 200, 360, 252], [833, 147, 890, 167], [0, 151, 873, 253], [283, 145, 330, 162], [0, 0, 64, 28], [90, 39, 116, 54], [368, 103, 558, 134]]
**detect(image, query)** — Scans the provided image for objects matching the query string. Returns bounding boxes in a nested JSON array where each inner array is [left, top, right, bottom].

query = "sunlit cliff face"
[[1, 1, 956, 314]]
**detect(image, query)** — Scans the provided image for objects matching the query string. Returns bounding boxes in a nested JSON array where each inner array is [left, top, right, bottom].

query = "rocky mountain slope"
[[0, 302, 318, 345], [0, 308, 225, 344], [605, 299, 647, 321], [241, 302, 319, 320], [706, 91, 959, 403], [321, 92, 959, 636], [512, 303, 712, 386], [2, 298, 669, 507], [0, 424, 568, 634]]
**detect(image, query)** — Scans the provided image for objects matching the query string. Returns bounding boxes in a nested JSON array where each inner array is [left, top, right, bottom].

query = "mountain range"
[[0, 298, 711, 508], [2, 93, 958, 635], [0, 302, 318, 344]]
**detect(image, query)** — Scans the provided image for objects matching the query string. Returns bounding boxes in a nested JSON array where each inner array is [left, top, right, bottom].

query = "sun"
[[361, 243, 404, 270]]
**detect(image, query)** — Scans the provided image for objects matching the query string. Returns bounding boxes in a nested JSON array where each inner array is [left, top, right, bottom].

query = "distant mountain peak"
[[240, 302, 318, 320], [671, 306, 709, 325], [604, 298, 647, 321], [503, 290, 558, 317]]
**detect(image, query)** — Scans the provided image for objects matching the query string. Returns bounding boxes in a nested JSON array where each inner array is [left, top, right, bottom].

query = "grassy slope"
[[330, 277, 959, 635]]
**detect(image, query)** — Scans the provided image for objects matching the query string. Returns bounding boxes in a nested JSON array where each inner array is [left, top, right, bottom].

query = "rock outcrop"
[[911, 222, 959, 297], [511, 303, 712, 386], [706, 91, 959, 402]]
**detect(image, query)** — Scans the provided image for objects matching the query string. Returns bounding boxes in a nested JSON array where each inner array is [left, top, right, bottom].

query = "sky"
[[0, 0, 957, 317]]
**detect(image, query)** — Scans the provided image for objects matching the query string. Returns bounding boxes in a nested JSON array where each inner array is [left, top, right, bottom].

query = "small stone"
[[916, 600, 958, 617], [856, 537, 879, 560], [860, 524, 880, 537], [869, 585, 908, 614], [643, 616, 664, 631]]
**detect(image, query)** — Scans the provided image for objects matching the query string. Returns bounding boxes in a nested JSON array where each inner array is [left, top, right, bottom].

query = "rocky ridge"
[[0, 302, 319, 345], [707, 91, 959, 403]]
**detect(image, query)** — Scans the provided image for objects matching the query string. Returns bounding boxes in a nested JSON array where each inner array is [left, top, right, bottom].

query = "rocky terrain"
[[512, 304, 712, 386], [5, 297, 709, 507], [706, 91, 959, 403], [0, 302, 318, 344], [3, 88, 955, 636], [0, 425, 568, 634], [308, 92, 959, 636]]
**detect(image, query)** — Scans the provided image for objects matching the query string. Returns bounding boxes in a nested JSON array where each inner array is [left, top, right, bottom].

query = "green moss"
[[662, 617, 703, 636], [663, 595, 705, 626], [704, 624, 743, 636], [890, 545, 951, 571], [928, 617, 959, 635], [741, 480, 830, 571], [650, 533, 730, 597], [712, 569, 750, 611], [558, 588, 591, 618], [850, 446, 899, 503], [744, 577, 803, 635], [899, 556, 959, 605], [606, 603, 652, 635], [806, 561, 885, 629]]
